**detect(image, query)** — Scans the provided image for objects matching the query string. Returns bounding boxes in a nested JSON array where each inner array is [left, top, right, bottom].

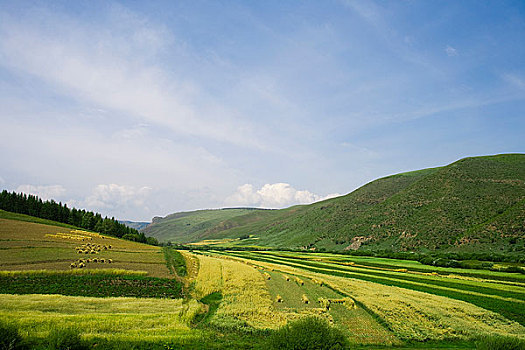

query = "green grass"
[[0, 273, 183, 298], [0, 209, 78, 229], [263, 270, 398, 345], [0, 269, 148, 276], [224, 251, 525, 326], [0, 294, 205, 345], [163, 247, 187, 277], [143, 208, 267, 243], [269, 316, 348, 350], [474, 335, 525, 350]]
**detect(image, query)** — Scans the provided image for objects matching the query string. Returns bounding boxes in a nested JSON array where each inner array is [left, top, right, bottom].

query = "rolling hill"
[[145, 154, 525, 254], [141, 208, 269, 243]]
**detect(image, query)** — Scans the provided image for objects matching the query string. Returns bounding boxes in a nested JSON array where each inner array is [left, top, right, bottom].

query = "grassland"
[[0, 294, 203, 342], [147, 154, 525, 255], [2, 213, 524, 349], [0, 273, 182, 298], [142, 208, 266, 243]]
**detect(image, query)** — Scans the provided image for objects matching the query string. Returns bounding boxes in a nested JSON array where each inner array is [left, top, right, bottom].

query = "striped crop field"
[[211, 250, 525, 342], [219, 250, 525, 326]]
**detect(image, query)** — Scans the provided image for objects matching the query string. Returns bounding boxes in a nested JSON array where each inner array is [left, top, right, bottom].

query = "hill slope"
[[141, 208, 268, 243], [151, 154, 525, 254], [0, 210, 169, 277]]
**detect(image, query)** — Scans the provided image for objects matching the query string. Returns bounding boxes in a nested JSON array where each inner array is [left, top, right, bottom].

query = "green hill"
[[141, 208, 269, 243], [157, 154, 525, 254]]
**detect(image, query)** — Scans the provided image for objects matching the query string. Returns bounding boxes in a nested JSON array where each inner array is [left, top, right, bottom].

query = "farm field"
[[1, 214, 524, 349], [220, 250, 525, 325], [0, 215, 169, 277], [206, 250, 525, 341]]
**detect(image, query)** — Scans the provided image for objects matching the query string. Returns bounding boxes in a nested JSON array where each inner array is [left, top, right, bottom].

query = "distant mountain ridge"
[[145, 154, 525, 254], [119, 220, 150, 231]]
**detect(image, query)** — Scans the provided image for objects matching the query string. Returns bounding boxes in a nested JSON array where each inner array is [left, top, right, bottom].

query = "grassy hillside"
[[0, 214, 170, 277], [142, 208, 268, 243], [181, 154, 525, 253]]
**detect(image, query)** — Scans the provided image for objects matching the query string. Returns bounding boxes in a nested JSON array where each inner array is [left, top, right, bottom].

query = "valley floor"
[[0, 216, 524, 349]]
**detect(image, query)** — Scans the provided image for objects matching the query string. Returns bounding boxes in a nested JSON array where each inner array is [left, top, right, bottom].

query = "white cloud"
[[445, 45, 458, 57], [15, 184, 66, 201], [84, 184, 152, 210], [225, 183, 340, 208]]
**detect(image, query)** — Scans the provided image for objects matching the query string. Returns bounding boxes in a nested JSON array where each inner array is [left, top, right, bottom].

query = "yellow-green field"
[[0, 294, 203, 342], [1, 216, 524, 349], [0, 218, 169, 277]]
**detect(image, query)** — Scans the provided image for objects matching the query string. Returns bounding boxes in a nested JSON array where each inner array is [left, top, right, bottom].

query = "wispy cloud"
[[445, 45, 458, 57], [0, 6, 261, 148]]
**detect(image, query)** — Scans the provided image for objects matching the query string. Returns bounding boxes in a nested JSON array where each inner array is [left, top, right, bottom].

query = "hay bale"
[[295, 277, 304, 286], [282, 274, 290, 281], [276, 295, 283, 303], [318, 297, 330, 310], [312, 278, 324, 286], [108, 259, 113, 264], [301, 294, 309, 304], [78, 263, 85, 268], [263, 272, 271, 280], [343, 299, 356, 310], [70, 262, 77, 269], [100, 258, 105, 263]]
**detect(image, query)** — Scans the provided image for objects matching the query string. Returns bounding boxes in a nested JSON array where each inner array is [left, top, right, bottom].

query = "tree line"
[[0, 190, 158, 245]]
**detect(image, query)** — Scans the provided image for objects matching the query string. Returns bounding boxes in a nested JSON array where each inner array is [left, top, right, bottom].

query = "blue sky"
[[0, 0, 524, 221]]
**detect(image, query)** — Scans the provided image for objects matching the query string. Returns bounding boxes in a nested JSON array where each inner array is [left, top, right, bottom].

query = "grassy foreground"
[[1, 215, 524, 349]]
